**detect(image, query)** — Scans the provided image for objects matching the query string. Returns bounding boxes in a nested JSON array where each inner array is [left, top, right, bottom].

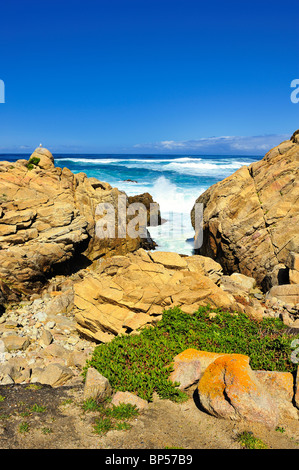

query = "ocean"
[[2, 153, 261, 255]]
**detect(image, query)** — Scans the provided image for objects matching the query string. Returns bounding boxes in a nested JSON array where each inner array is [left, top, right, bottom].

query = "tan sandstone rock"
[[0, 148, 155, 302], [254, 371, 298, 420], [268, 284, 299, 305], [286, 252, 299, 284], [37, 363, 74, 387], [191, 131, 299, 289], [295, 366, 299, 410], [3, 335, 30, 352], [29, 147, 55, 170], [83, 367, 112, 402]]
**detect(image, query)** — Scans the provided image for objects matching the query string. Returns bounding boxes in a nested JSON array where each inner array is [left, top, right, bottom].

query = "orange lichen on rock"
[[197, 354, 279, 428]]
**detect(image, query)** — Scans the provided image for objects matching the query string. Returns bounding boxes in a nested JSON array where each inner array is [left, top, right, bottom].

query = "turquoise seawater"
[[2, 153, 261, 255]]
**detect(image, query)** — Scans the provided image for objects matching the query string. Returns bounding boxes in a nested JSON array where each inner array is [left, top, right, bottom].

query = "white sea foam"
[[55, 156, 250, 179], [55, 156, 203, 166], [54, 155, 256, 254], [115, 175, 203, 254], [143, 176, 207, 254], [163, 160, 250, 175], [150, 176, 196, 213]]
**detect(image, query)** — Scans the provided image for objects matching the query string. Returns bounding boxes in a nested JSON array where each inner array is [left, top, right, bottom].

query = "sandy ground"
[[0, 383, 298, 450]]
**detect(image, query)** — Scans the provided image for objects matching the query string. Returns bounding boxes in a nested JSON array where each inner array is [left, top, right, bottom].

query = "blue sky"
[[0, 0, 298, 155]]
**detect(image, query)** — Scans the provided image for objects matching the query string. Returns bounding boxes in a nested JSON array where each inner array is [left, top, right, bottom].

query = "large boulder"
[[197, 354, 279, 428], [74, 249, 239, 342], [170, 348, 298, 424], [29, 147, 55, 170], [254, 371, 298, 420], [0, 148, 155, 302], [191, 132, 299, 289]]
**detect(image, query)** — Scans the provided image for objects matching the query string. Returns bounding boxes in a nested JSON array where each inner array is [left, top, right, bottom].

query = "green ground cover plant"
[[85, 306, 299, 402], [31, 404, 47, 413], [19, 422, 30, 433]]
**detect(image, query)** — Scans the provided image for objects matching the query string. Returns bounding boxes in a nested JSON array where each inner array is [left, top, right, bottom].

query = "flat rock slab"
[[2, 335, 30, 352], [269, 284, 299, 305], [74, 249, 238, 343]]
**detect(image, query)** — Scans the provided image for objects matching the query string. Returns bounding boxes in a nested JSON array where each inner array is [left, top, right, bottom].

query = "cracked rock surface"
[[191, 131, 299, 289]]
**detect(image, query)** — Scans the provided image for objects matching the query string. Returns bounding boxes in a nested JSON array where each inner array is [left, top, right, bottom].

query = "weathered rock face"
[[169, 349, 228, 390], [254, 371, 298, 420], [197, 354, 280, 428], [0, 148, 155, 302], [268, 284, 299, 306], [169, 348, 299, 425], [128, 193, 162, 226], [191, 132, 299, 289], [286, 252, 299, 285], [83, 367, 112, 402], [74, 249, 240, 343]]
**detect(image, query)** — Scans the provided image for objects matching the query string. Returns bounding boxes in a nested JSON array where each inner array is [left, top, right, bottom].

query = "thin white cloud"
[[133, 133, 290, 155]]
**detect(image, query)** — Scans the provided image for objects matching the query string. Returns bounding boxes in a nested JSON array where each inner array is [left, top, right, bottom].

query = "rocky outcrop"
[[197, 354, 280, 428], [73, 247, 299, 343], [0, 148, 155, 303], [191, 131, 299, 290], [74, 249, 240, 343], [73, 247, 294, 343], [168, 348, 299, 426]]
